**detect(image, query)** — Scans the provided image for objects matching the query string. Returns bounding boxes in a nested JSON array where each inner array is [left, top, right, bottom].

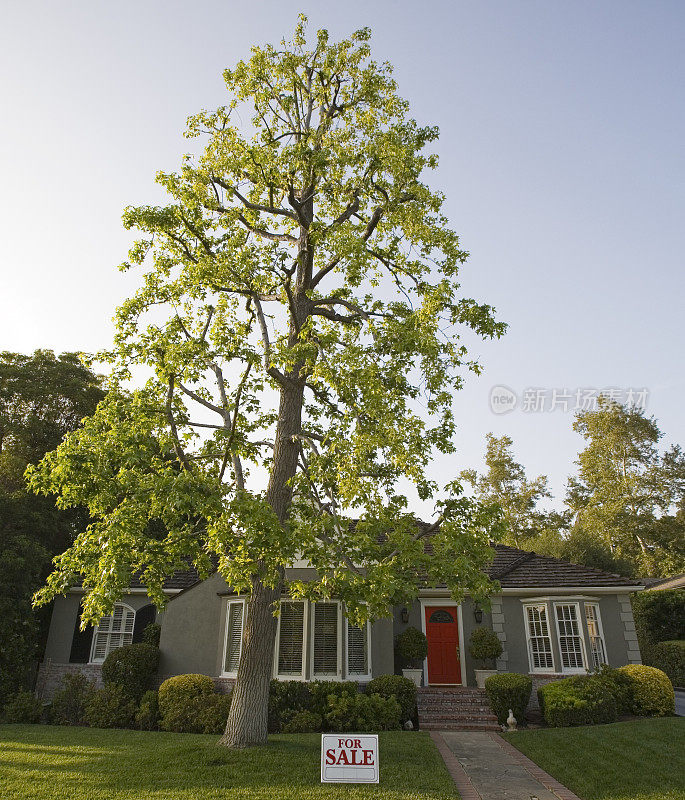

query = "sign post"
[[321, 734, 379, 784]]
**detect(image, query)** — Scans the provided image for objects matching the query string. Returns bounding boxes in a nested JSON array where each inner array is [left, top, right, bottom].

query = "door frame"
[[419, 598, 466, 686]]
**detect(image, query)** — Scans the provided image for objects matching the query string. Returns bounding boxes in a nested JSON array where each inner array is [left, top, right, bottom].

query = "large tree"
[[28, 19, 504, 746]]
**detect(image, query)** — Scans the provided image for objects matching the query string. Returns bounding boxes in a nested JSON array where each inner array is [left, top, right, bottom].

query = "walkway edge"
[[429, 730, 481, 799], [491, 733, 583, 800]]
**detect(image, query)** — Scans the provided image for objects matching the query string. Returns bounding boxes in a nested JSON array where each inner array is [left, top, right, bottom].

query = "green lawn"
[[503, 717, 685, 800], [0, 725, 458, 800]]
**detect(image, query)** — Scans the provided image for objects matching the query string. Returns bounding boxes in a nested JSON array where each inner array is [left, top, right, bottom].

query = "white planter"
[[474, 669, 498, 689], [402, 668, 423, 687]]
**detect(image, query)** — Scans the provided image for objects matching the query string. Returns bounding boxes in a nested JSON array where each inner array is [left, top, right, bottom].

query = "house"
[[36, 541, 644, 701], [641, 574, 685, 591]]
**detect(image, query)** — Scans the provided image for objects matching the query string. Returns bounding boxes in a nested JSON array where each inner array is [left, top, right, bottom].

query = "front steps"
[[417, 686, 500, 731]]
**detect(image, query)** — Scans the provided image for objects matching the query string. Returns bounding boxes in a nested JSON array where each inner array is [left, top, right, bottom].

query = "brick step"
[[419, 721, 501, 732], [417, 698, 492, 707], [418, 707, 495, 716], [418, 687, 485, 694]]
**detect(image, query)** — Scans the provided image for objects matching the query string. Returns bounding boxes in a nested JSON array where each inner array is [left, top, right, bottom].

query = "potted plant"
[[469, 627, 503, 688], [395, 626, 428, 687]]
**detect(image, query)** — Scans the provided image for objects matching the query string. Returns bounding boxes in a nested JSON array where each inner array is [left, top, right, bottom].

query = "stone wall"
[[35, 661, 103, 700]]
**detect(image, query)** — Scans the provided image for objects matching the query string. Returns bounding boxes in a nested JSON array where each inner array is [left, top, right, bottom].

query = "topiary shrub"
[[538, 676, 617, 727], [3, 690, 43, 724], [135, 690, 160, 731], [593, 664, 634, 715], [158, 674, 216, 733], [395, 626, 428, 668], [268, 679, 313, 732], [195, 693, 232, 735], [282, 709, 323, 733], [469, 628, 503, 669], [484, 672, 532, 726], [618, 664, 675, 716], [648, 640, 685, 687], [51, 672, 95, 726], [309, 680, 358, 718], [325, 692, 401, 732], [101, 643, 160, 702], [366, 674, 417, 723], [83, 684, 136, 729]]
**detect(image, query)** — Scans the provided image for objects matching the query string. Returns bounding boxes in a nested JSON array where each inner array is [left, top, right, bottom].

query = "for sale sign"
[[321, 734, 379, 783]]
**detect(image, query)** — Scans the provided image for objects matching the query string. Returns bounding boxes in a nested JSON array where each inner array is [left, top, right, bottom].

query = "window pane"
[[278, 602, 304, 675], [314, 603, 338, 675], [525, 605, 553, 670], [347, 621, 368, 675], [556, 604, 585, 670], [224, 602, 244, 673], [584, 603, 607, 669]]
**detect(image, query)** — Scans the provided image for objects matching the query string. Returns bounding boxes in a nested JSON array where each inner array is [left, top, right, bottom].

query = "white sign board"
[[321, 734, 379, 784]]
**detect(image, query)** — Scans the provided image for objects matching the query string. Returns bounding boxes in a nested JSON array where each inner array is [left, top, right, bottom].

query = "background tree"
[[566, 397, 685, 576], [28, 19, 505, 747], [0, 350, 103, 704]]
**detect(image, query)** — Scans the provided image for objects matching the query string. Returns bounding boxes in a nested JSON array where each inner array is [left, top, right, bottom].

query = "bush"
[[142, 623, 161, 648], [325, 692, 401, 732], [469, 628, 503, 668], [101, 643, 160, 702], [135, 690, 160, 731], [158, 674, 216, 733], [395, 627, 427, 666], [632, 589, 685, 652], [618, 664, 675, 716], [593, 664, 634, 715], [268, 680, 313, 732], [282, 709, 323, 733], [51, 672, 95, 726], [83, 684, 136, 729], [538, 676, 617, 727], [195, 693, 232, 735], [3, 690, 42, 724], [366, 674, 417, 723], [484, 672, 531, 726], [309, 680, 358, 718], [648, 640, 685, 687]]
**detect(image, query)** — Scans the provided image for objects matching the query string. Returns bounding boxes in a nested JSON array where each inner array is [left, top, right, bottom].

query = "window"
[[584, 603, 607, 669], [312, 602, 340, 677], [523, 604, 554, 672], [555, 603, 586, 672], [346, 620, 370, 677], [91, 603, 135, 662], [223, 600, 245, 675], [277, 601, 306, 677]]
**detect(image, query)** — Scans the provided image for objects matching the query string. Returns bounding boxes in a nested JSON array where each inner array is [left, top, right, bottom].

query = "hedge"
[[158, 674, 216, 733], [538, 676, 617, 727], [484, 672, 531, 726], [83, 684, 136, 729], [618, 664, 675, 716], [648, 640, 685, 687], [101, 643, 160, 701], [632, 589, 685, 651], [325, 692, 401, 732], [366, 674, 417, 723], [2, 690, 43, 724]]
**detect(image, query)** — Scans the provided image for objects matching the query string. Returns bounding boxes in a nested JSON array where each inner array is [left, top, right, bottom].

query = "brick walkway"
[[430, 730, 583, 800]]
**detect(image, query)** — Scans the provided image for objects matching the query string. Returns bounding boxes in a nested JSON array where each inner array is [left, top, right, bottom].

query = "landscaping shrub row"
[[632, 589, 685, 687]]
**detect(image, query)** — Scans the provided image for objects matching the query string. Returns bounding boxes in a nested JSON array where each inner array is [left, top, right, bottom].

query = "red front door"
[[425, 606, 462, 685]]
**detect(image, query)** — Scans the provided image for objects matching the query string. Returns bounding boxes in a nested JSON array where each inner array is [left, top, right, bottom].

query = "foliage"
[[2, 690, 43, 724], [158, 674, 216, 732], [648, 640, 685, 687], [268, 679, 314, 732], [592, 665, 634, 716], [101, 643, 160, 702], [395, 626, 428, 667], [537, 676, 618, 727], [524, 525, 635, 577], [142, 623, 161, 648], [195, 693, 233, 735], [632, 589, 685, 652], [484, 672, 531, 726], [135, 690, 160, 731], [83, 684, 136, 729], [468, 627, 503, 667], [617, 664, 675, 717], [325, 692, 401, 732], [308, 680, 358, 719], [50, 672, 95, 726], [281, 709, 322, 733], [366, 674, 417, 722]]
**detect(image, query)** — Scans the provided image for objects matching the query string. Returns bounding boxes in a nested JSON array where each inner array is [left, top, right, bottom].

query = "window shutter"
[[525, 604, 553, 670], [69, 603, 94, 664], [132, 604, 156, 643], [277, 602, 305, 675], [313, 602, 338, 675], [224, 602, 244, 673], [347, 621, 368, 676]]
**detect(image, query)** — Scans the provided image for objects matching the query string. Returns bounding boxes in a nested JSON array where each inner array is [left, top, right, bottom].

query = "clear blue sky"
[[1, 1, 683, 509]]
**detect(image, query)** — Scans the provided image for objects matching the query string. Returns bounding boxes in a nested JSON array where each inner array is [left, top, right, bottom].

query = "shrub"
[[51, 672, 95, 726], [395, 627, 428, 667], [142, 623, 161, 648], [469, 628, 503, 668], [325, 692, 401, 732], [309, 680, 358, 718], [632, 589, 685, 652], [593, 664, 634, 715], [484, 672, 531, 726], [3, 690, 42, 724], [268, 680, 313, 732], [135, 690, 160, 731], [196, 693, 232, 735], [538, 676, 617, 727], [282, 709, 323, 733], [618, 664, 675, 716], [648, 640, 685, 687], [366, 674, 417, 723], [101, 643, 160, 702], [158, 674, 216, 733], [83, 684, 136, 729]]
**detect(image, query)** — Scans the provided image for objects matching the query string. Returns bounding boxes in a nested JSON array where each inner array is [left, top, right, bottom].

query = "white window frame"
[[274, 600, 308, 680], [584, 602, 607, 670], [311, 600, 343, 680], [522, 602, 555, 674], [89, 602, 136, 663], [553, 601, 587, 674], [345, 615, 372, 681], [221, 598, 246, 678]]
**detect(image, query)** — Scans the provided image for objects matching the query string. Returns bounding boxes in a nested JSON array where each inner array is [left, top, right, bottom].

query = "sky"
[[1, 0, 683, 511]]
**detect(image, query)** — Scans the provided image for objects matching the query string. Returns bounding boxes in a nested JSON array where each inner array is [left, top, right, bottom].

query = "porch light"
[[400, 607, 409, 624], [473, 606, 483, 624]]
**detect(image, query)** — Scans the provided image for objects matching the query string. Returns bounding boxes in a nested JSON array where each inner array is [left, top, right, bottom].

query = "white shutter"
[[524, 604, 554, 671], [313, 602, 338, 675], [584, 603, 607, 669], [224, 601, 244, 673], [347, 621, 368, 676], [90, 604, 135, 662], [278, 602, 305, 676], [555, 604, 585, 671]]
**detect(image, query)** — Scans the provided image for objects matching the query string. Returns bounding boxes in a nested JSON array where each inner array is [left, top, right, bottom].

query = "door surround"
[[419, 598, 466, 686]]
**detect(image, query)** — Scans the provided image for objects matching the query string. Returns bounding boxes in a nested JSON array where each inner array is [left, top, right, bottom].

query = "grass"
[[0, 725, 458, 800], [503, 717, 685, 800]]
